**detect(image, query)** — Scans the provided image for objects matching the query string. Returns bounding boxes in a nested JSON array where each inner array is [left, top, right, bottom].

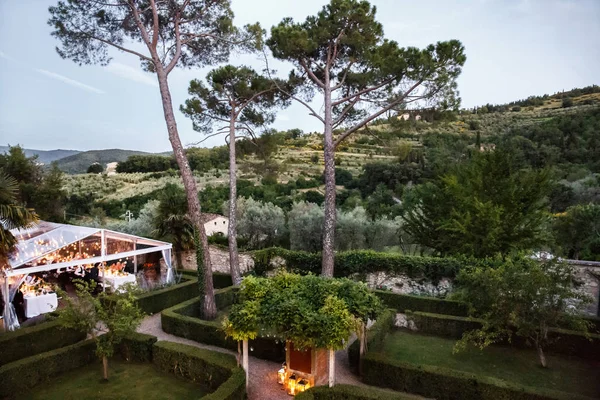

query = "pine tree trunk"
[[321, 83, 336, 277], [228, 116, 241, 286], [102, 356, 109, 381], [237, 340, 241, 367], [155, 66, 216, 320], [537, 344, 547, 368]]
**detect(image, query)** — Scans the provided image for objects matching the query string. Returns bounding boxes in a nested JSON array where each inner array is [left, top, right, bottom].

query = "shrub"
[[375, 291, 469, 316], [161, 296, 285, 362], [118, 332, 158, 362], [153, 341, 235, 391], [405, 311, 600, 360], [134, 274, 199, 314], [0, 321, 85, 366], [296, 384, 411, 399], [362, 353, 594, 400], [250, 247, 465, 282], [0, 339, 96, 398], [348, 308, 395, 372], [203, 367, 246, 400], [562, 97, 574, 108]]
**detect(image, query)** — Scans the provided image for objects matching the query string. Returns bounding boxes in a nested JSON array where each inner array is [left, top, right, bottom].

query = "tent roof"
[[6, 221, 171, 276]]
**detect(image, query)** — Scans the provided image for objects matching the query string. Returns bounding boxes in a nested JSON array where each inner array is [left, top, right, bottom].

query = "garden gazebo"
[[1, 221, 173, 331]]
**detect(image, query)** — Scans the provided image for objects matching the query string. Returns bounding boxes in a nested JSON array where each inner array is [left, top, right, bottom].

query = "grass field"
[[381, 330, 600, 398], [21, 360, 208, 400]]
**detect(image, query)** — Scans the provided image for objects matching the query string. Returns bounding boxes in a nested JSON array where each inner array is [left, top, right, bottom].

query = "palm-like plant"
[[0, 173, 38, 267], [152, 184, 194, 269]]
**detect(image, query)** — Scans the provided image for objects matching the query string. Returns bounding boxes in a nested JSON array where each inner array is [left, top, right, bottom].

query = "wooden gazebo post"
[[242, 339, 249, 388]]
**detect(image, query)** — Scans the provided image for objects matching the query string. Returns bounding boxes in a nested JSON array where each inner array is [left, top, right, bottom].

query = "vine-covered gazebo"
[[224, 272, 381, 395], [1, 221, 173, 331]]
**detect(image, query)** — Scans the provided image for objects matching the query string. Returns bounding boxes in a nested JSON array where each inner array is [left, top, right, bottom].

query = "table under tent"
[[1, 221, 173, 332]]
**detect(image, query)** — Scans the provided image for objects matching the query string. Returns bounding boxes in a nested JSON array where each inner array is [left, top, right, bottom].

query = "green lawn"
[[382, 330, 600, 398], [21, 360, 208, 400]]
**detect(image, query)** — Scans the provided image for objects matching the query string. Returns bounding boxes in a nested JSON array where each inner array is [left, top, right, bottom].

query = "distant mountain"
[[54, 149, 155, 174], [0, 145, 80, 164]]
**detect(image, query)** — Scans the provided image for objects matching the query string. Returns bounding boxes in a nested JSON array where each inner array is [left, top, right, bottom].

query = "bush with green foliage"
[[296, 384, 413, 400], [375, 291, 468, 316], [224, 197, 286, 249], [86, 162, 103, 174], [0, 320, 85, 366], [134, 275, 199, 314], [552, 203, 600, 260], [251, 247, 465, 282], [361, 352, 594, 400], [453, 256, 592, 367], [403, 150, 552, 258]]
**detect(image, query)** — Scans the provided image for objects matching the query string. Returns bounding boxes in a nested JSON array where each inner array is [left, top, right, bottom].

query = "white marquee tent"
[[1, 221, 173, 331]]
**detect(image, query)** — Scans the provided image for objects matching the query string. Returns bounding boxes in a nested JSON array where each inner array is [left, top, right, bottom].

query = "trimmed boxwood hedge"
[[0, 338, 96, 398], [348, 308, 395, 373], [135, 274, 199, 314], [251, 247, 465, 282], [361, 353, 597, 400], [375, 290, 469, 316], [295, 384, 414, 399], [176, 269, 234, 289], [161, 294, 285, 362], [406, 311, 600, 361], [0, 320, 85, 366], [153, 340, 237, 391], [118, 332, 158, 362], [203, 367, 246, 400]]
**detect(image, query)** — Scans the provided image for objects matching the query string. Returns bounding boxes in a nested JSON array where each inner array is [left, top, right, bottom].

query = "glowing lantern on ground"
[[286, 374, 297, 396], [296, 379, 309, 393], [277, 368, 286, 385]]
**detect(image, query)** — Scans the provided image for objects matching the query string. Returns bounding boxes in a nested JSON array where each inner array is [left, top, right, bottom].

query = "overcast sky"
[[0, 0, 599, 153]]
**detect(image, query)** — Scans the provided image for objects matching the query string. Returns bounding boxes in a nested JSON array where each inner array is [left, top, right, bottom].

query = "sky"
[[0, 0, 599, 153]]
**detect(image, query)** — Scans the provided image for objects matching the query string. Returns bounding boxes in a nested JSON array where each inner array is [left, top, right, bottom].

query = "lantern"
[[286, 374, 297, 396], [277, 368, 286, 385], [296, 379, 309, 393]]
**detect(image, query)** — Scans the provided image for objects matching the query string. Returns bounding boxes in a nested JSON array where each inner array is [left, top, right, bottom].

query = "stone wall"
[[569, 260, 600, 316], [164, 249, 600, 317]]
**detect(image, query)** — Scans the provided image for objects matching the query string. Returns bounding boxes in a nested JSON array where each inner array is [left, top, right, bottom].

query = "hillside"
[[0, 146, 80, 165], [55, 149, 155, 174]]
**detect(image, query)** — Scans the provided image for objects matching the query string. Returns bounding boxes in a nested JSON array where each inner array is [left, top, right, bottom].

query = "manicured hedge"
[[361, 353, 596, 400], [295, 384, 414, 400], [153, 341, 237, 391], [375, 290, 469, 316], [213, 272, 234, 289], [0, 320, 86, 366], [252, 247, 466, 282], [0, 339, 96, 398], [203, 367, 246, 400], [118, 332, 158, 362], [161, 295, 285, 362], [176, 269, 234, 289], [135, 274, 199, 314], [405, 311, 600, 361], [348, 308, 395, 373]]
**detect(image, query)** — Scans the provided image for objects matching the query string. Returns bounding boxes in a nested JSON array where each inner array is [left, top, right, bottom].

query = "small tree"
[[181, 65, 292, 285], [56, 280, 144, 380], [453, 256, 591, 368], [553, 203, 600, 260], [267, 0, 466, 276], [87, 163, 104, 174], [223, 272, 381, 387]]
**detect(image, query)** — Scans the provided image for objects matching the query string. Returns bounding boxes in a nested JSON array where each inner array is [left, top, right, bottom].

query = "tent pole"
[[101, 230, 106, 292], [133, 239, 138, 274], [242, 339, 249, 389]]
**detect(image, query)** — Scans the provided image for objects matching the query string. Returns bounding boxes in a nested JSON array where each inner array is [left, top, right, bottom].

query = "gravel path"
[[137, 314, 423, 400]]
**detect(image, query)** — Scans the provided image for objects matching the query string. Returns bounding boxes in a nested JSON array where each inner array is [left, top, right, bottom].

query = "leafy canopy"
[[48, 0, 261, 72], [224, 272, 382, 350], [267, 0, 466, 141], [403, 149, 552, 258], [452, 256, 591, 367], [181, 65, 293, 136]]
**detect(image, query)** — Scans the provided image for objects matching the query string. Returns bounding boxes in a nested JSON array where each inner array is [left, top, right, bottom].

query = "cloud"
[[35, 69, 105, 94], [105, 62, 158, 87], [0, 50, 17, 62]]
